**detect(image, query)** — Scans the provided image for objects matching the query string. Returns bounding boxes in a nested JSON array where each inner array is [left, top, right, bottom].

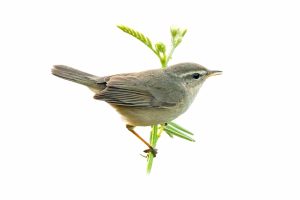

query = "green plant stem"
[[160, 54, 167, 68], [147, 125, 158, 173], [166, 45, 176, 66], [147, 124, 165, 173]]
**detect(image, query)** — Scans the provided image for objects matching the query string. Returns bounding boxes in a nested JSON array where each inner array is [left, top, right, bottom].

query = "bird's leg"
[[126, 125, 158, 157]]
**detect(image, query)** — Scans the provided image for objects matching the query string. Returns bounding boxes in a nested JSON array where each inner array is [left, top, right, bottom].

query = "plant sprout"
[[117, 25, 194, 173]]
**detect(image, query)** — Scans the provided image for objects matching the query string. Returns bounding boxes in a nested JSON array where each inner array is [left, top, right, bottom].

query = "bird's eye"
[[192, 73, 201, 79]]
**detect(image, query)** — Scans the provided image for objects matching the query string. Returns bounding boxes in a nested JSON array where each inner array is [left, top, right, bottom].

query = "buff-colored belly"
[[111, 104, 186, 126]]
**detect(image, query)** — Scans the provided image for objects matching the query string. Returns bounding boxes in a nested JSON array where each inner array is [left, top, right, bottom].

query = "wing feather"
[[94, 72, 183, 108]]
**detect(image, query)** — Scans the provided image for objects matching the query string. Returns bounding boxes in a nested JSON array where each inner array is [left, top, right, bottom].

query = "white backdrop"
[[1, 0, 299, 199]]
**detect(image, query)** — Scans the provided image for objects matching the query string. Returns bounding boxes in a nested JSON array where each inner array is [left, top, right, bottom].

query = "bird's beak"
[[207, 70, 222, 77]]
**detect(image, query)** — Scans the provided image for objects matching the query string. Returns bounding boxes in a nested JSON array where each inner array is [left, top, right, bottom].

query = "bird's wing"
[[93, 74, 182, 108]]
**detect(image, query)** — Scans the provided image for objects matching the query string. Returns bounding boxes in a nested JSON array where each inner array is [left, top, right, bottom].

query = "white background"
[[0, 0, 299, 199]]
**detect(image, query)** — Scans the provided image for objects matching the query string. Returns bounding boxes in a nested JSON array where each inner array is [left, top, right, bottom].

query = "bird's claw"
[[144, 147, 158, 157]]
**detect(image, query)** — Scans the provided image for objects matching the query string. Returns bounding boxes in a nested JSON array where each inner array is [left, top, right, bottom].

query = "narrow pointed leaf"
[[167, 122, 194, 135], [165, 130, 174, 138], [164, 126, 195, 142]]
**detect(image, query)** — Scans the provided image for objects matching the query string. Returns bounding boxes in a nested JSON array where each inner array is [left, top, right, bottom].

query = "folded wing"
[[94, 74, 182, 108]]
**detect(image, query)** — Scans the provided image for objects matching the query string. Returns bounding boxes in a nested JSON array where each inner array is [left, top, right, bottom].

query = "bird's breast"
[[110, 103, 188, 127]]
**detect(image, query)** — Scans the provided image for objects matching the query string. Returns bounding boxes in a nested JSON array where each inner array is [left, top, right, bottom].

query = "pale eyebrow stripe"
[[178, 70, 207, 78]]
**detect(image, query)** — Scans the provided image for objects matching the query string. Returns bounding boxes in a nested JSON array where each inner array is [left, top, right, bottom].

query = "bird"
[[52, 62, 221, 156]]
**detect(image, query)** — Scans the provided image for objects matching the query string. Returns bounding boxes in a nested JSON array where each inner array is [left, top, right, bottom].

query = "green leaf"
[[170, 27, 179, 37], [164, 126, 195, 142], [181, 29, 188, 37], [155, 42, 166, 53], [117, 25, 155, 53], [167, 122, 194, 135], [165, 130, 174, 138]]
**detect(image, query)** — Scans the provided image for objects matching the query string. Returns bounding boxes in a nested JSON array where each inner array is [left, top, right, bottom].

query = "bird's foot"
[[144, 147, 158, 157]]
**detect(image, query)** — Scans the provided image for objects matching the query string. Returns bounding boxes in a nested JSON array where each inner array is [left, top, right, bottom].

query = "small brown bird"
[[52, 63, 221, 156]]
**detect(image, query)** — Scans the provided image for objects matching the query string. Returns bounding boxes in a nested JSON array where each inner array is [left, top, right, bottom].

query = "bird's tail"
[[52, 65, 106, 92]]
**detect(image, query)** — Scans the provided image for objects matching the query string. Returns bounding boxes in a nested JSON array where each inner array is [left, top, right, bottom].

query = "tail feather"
[[52, 65, 106, 92]]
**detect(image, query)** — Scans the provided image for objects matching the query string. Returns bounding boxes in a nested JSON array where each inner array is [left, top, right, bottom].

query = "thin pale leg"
[[126, 125, 158, 157]]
